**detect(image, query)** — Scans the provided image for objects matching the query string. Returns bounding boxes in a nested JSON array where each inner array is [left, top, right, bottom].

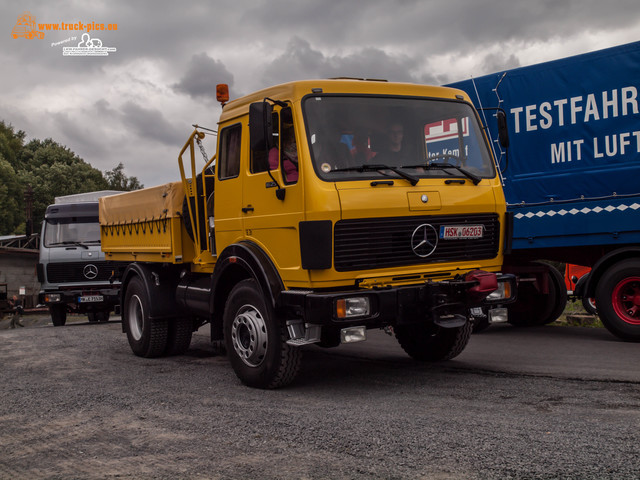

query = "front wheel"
[[595, 259, 640, 341], [223, 279, 301, 389], [50, 304, 67, 327], [395, 321, 472, 361], [123, 276, 168, 357]]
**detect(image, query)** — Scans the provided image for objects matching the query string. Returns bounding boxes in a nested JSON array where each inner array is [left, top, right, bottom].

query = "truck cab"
[[38, 192, 122, 326]]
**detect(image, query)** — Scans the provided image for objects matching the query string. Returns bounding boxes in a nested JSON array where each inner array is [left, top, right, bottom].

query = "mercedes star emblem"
[[410, 224, 438, 258], [83, 264, 99, 280]]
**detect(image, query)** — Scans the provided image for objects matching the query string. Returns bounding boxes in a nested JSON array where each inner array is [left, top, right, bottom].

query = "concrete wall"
[[0, 248, 40, 308]]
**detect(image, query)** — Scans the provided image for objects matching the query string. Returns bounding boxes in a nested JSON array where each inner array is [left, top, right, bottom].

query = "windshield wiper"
[[329, 163, 419, 186], [402, 162, 482, 185], [49, 241, 90, 249]]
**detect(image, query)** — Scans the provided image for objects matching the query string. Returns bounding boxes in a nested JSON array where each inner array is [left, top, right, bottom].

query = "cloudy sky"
[[2, 0, 639, 187]]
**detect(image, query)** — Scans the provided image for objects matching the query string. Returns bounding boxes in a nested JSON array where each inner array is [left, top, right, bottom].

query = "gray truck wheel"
[[123, 276, 168, 357], [395, 321, 472, 361], [50, 304, 67, 327], [223, 279, 301, 389], [165, 316, 193, 356]]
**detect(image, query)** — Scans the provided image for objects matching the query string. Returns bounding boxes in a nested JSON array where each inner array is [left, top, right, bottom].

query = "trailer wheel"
[[123, 276, 168, 357], [508, 263, 566, 326], [595, 259, 640, 341], [395, 321, 472, 361], [88, 312, 98, 323], [165, 316, 193, 356], [223, 279, 301, 389], [50, 304, 66, 327]]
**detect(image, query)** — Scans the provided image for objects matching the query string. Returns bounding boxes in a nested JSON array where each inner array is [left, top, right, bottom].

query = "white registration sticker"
[[79, 295, 104, 303], [440, 225, 484, 239]]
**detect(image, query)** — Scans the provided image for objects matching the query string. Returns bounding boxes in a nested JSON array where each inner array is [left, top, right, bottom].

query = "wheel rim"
[[127, 294, 144, 341], [611, 276, 640, 325], [231, 304, 268, 367]]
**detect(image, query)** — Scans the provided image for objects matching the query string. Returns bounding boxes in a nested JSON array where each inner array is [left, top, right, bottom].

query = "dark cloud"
[[173, 53, 234, 101], [120, 101, 184, 146], [262, 37, 421, 87], [1, 0, 638, 186]]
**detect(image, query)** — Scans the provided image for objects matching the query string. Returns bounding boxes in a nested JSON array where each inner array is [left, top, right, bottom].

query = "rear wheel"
[[581, 296, 598, 316], [395, 321, 472, 361], [165, 316, 193, 356], [123, 276, 168, 357], [50, 304, 67, 327], [223, 279, 301, 388], [595, 259, 640, 341]]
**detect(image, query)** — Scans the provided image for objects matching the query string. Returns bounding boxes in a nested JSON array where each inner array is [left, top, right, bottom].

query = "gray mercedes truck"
[[37, 191, 122, 326]]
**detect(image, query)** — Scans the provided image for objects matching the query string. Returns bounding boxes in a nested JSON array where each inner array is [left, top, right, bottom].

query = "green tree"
[[18, 140, 110, 229], [0, 155, 22, 234], [0, 120, 145, 235], [104, 162, 143, 191], [0, 121, 25, 169]]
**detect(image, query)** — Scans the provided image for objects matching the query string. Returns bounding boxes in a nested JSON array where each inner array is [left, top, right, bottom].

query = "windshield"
[[303, 95, 495, 182], [43, 217, 101, 247]]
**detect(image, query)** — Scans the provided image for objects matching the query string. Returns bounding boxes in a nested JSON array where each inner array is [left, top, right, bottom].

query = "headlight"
[[335, 297, 370, 319], [487, 281, 511, 301]]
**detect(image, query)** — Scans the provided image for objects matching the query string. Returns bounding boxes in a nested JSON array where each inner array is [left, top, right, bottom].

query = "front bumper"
[[39, 288, 120, 311], [279, 273, 517, 328]]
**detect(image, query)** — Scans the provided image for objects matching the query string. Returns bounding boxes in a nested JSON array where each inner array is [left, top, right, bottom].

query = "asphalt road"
[[1, 319, 639, 479]]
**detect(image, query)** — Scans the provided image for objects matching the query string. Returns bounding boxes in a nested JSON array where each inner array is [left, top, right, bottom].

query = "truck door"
[[242, 106, 306, 285], [214, 123, 244, 252]]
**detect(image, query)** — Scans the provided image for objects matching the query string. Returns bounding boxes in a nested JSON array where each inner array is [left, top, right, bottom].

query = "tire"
[[508, 263, 566, 326], [395, 321, 472, 361], [50, 304, 67, 327], [595, 259, 640, 341], [581, 296, 598, 316], [97, 311, 110, 322], [88, 312, 98, 323], [165, 316, 193, 356], [123, 276, 168, 357], [540, 264, 567, 325], [223, 279, 301, 389]]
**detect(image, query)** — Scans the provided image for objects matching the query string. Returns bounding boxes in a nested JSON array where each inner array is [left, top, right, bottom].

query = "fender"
[[211, 240, 285, 317], [120, 262, 183, 331], [584, 247, 640, 298]]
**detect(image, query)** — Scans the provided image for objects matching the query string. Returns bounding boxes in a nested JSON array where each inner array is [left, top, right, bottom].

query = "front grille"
[[334, 214, 500, 272], [46, 261, 113, 283]]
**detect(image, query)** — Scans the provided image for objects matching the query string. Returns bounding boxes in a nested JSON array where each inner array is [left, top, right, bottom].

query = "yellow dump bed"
[[99, 182, 193, 263]]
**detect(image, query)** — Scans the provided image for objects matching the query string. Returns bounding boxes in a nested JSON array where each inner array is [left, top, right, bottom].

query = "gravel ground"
[[1, 315, 639, 479]]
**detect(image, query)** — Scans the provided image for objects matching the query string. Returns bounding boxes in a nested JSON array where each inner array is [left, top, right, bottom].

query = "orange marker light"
[[216, 84, 229, 104]]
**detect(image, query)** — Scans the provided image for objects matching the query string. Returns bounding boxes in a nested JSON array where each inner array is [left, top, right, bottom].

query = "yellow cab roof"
[[218, 79, 470, 124]]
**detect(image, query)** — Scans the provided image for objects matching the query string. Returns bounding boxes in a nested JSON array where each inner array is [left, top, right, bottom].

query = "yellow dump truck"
[[100, 79, 516, 388]]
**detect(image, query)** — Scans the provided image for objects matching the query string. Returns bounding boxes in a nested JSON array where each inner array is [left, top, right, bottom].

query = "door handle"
[[242, 206, 254, 213]]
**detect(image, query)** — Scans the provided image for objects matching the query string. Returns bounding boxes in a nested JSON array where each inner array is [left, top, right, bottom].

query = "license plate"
[[79, 295, 103, 303], [440, 225, 484, 239]]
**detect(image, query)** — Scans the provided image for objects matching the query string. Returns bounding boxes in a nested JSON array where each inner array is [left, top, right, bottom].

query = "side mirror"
[[249, 102, 275, 151], [496, 110, 510, 148]]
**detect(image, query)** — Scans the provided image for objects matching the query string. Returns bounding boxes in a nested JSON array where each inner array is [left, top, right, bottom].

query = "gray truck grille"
[[46, 262, 113, 283], [334, 214, 500, 272]]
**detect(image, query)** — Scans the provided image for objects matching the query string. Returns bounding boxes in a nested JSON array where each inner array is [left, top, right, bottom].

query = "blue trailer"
[[448, 41, 640, 340]]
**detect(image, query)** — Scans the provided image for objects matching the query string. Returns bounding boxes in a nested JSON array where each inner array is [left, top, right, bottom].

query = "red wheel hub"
[[612, 276, 640, 325]]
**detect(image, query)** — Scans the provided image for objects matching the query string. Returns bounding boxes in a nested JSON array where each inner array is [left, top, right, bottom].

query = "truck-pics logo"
[[11, 11, 44, 39]]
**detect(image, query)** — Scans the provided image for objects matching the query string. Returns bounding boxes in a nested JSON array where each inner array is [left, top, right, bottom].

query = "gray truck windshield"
[[303, 95, 495, 182], [43, 217, 101, 247]]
